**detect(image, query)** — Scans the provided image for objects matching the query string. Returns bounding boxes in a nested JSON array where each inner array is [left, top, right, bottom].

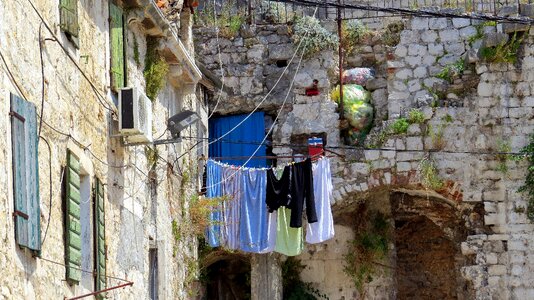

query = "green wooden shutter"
[[10, 94, 41, 252], [59, 0, 79, 38], [65, 151, 82, 283], [110, 2, 126, 91], [94, 178, 106, 295]]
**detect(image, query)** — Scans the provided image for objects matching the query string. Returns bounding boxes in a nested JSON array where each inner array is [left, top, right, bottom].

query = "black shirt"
[[266, 166, 291, 212], [289, 158, 317, 228]]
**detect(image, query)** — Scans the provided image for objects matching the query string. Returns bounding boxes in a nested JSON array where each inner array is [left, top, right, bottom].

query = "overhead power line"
[[277, 0, 534, 24]]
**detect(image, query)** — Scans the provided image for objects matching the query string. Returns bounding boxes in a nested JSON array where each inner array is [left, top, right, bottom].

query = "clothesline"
[[207, 154, 332, 172], [209, 154, 338, 160], [205, 157, 335, 256]]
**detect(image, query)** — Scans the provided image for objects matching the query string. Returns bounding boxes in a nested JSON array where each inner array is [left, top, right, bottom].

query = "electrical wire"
[[0, 48, 29, 101], [207, 0, 226, 119], [38, 256, 131, 283], [205, 9, 318, 148], [38, 22, 46, 136], [203, 6, 318, 191], [277, 0, 534, 24], [39, 136, 53, 246], [22, 0, 116, 113], [178, 135, 525, 156]]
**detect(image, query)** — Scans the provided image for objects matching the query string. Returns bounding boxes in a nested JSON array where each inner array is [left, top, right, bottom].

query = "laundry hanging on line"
[[204, 157, 335, 255]]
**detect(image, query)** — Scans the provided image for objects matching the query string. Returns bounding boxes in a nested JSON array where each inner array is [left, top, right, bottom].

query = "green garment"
[[275, 207, 303, 256]]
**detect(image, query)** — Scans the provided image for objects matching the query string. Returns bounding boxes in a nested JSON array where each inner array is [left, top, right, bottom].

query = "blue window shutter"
[[10, 93, 41, 252]]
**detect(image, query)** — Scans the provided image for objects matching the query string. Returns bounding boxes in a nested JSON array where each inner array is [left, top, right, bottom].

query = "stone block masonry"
[[0, 1, 204, 299], [194, 12, 534, 300]]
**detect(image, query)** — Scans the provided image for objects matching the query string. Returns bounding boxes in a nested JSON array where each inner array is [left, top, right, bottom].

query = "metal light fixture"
[[153, 110, 200, 146], [168, 110, 200, 139]]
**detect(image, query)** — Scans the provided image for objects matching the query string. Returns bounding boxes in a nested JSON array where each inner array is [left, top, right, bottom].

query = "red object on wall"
[[305, 89, 320, 96], [308, 137, 324, 158]]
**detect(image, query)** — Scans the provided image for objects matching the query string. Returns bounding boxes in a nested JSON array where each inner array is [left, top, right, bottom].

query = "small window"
[[276, 60, 288, 68], [10, 93, 41, 253], [59, 0, 80, 48], [149, 248, 159, 300]]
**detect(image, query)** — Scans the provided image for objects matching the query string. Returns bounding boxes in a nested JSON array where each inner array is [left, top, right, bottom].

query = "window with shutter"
[[59, 0, 79, 47], [65, 150, 82, 283], [10, 93, 41, 253], [110, 2, 126, 91], [94, 178, 106, 297]]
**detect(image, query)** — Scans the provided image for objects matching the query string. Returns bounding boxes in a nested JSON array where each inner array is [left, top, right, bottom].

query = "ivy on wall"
[[518, 134, 534, 221], [144, 37, 169, 101]]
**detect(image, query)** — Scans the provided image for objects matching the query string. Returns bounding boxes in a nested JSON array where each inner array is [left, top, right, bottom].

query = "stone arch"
[[330, 172, 483, 299], [200, 250, 251, 300], [391, 191, 475, 300]]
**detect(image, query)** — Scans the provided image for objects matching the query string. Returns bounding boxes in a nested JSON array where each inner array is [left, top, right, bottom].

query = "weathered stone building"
[[0, 0, 205, 299], [195, 2, 534, 299]]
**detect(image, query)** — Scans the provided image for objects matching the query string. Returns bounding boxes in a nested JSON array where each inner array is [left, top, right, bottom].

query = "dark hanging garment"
[[289, 158, 317, 228], [265, 166, 291, 212]]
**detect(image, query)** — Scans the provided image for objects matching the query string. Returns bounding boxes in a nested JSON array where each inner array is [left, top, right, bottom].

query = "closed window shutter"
[[10, 93, 41, 252], [65, 151, 82, 283], [110, 2, 125, 91], [59, 0, 79, 38], [94, 178, 106, 296]]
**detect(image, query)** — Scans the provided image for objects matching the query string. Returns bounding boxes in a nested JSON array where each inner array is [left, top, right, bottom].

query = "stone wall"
[[195, 13, 534, 300], [0, 1, 203, 299]]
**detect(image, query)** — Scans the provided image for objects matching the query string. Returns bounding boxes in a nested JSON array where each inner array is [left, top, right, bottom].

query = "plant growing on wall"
[[496, 139, 512, 174], [341, 20, 372, 54], [381, 21, 404, 47], [436, 60, 465, 83], [133, 34, 141, 67], [282, 257, 329, 300], [427, 114, 453, 150], [293, 16, 339, 58], [479, 32, 524, 64], [518, 133, 534, 221], [261, 0, 297, 23], [194, 0, 246, 38], [144, 37, 169, 101], [391, 118, 409, 134], [408, 108, 425, 124], [343, 211, 391, 295], [419, 157, 444, 190]]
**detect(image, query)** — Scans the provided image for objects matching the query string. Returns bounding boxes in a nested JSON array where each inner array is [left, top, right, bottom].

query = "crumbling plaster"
[[0, 0, 203, 299]]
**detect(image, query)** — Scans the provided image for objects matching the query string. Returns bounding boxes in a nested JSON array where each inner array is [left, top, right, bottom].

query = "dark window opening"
[[205, 258, 251, 300], [276, 60, 288, 68], [149, 248, 159, 300]]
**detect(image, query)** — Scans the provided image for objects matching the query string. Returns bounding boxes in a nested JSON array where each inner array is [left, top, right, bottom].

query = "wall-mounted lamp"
[[153, 110, 200, 146]]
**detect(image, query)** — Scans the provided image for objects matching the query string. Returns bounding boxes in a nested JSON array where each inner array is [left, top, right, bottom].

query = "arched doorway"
[[391, 192, 473, 300], [202, 251, 251, 300]]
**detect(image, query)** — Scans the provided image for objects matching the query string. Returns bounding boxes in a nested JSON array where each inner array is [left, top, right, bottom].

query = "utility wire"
[[39, 136, 53, 247], [203, 6, 318, 191], [277, 0, 534, 24], [179, 135, 525, 156], [207, 0, 226, 119], [22, 0, 116, 113], [205, 11, 316, 147], [38, 22, 46, 136], [38, 256, 131, 283]]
